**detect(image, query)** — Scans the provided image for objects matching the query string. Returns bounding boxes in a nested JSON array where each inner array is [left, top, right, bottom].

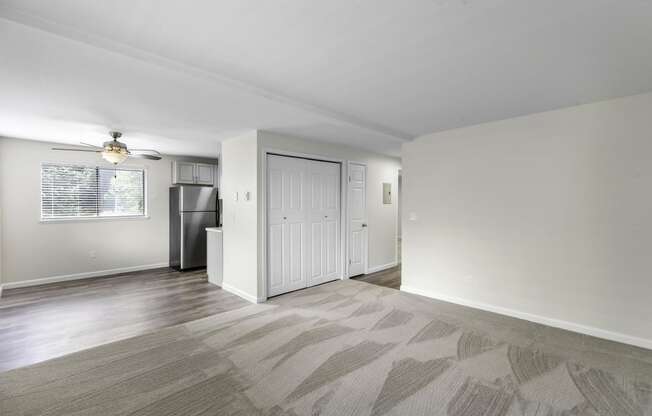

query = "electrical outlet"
[[89, 250, 97, 259]]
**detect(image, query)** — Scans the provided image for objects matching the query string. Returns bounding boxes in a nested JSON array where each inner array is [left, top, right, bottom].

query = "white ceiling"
[[1, 0, 652, 157]]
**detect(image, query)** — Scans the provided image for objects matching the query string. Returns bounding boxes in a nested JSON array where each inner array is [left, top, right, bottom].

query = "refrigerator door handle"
[[180, 212, 184, 267]]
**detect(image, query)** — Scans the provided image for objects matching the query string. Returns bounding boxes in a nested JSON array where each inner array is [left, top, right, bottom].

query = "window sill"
[[40, 215, 150, 224]]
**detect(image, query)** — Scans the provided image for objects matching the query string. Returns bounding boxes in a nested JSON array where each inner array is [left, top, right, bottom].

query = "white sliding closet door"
[[267, 155, 308, 297], [307, 160, 340, 286], [267, 154, 341, 297]]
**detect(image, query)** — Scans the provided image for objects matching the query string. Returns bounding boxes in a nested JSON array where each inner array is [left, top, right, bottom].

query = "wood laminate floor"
[[0, 266, 400, 373], [353, 265, 401, 289], [0, 268, 249, 372]]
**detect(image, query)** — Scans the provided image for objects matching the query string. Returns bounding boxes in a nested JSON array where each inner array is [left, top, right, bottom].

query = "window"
[[41, 163, 146, 220]]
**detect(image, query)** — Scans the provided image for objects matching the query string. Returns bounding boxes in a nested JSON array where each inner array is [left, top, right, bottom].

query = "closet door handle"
[[362, 223, 367, 227]]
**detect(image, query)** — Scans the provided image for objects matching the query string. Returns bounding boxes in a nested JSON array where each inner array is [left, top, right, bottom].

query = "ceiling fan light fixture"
[[101, 149, 129, 165]]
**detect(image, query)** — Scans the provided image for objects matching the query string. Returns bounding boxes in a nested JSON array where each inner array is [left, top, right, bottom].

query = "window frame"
[[40, 161, 150, 223]]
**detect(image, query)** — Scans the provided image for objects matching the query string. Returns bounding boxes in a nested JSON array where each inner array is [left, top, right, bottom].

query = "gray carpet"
[[1, 279, 651, 415]]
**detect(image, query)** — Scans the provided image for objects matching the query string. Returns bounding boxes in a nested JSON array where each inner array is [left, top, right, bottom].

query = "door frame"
[[347, 161, 368, 277], [261, 148, 347, 300]]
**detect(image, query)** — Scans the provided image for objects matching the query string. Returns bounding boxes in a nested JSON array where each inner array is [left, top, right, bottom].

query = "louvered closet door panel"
[[309, 169, 324, 281], [267, 155, 308, 296], [307, 160, 340, 286]]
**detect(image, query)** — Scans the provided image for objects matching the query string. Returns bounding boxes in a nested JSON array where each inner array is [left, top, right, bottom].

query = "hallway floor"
[[353, 266, 401, 290]]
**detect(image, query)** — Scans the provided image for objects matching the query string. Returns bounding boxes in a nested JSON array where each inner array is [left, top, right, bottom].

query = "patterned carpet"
[[1, 279, 651, 415]]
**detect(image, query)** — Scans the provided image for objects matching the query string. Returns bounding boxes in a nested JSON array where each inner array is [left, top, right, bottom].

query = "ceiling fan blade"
[[80, 142, 103, 149], [129, 149, 162, 156], [129, 153, 162, 160], [52, 148, 101, 153]]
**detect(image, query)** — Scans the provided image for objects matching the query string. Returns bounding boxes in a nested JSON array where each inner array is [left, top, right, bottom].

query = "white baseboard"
[[400, 284, 652, 350], [0, 263, 169, 294], [222, 283, 265, 304], [367, 261, 398, 274]]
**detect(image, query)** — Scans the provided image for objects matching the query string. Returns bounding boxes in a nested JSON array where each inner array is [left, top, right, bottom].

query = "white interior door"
[[348, 162, 367, 277], [307, 160, 340, 286], [267, 155, 308, 297], [267, 154, 341, 297]]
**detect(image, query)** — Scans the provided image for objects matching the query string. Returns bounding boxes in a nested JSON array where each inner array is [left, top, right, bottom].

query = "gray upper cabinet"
[[195, 163, 215, 185], [172, 161, 217, 186], [174, 162, 196, 184]]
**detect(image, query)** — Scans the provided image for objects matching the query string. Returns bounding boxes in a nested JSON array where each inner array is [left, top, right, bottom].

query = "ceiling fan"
[[52, 131, 162, 165]]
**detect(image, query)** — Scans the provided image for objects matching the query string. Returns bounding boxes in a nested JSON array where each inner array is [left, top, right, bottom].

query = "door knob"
[[362, 223, 367, 227], [283, 217, 287, 220]]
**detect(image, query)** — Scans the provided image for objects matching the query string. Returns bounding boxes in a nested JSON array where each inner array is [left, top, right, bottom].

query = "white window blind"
[[41, 164, 145, 219]]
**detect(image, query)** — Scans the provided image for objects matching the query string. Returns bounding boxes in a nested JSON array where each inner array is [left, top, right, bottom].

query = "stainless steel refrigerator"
[[169, 186, 220, 270]]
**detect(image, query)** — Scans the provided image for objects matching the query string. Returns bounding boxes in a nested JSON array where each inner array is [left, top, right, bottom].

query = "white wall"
[[397, 172, 402, 238], [218, 130, 401, 302], [0, 197, 3, 291], [402, 92, 652, 348], [0, 137, 217, 288], [220, 131, 261, 302]]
